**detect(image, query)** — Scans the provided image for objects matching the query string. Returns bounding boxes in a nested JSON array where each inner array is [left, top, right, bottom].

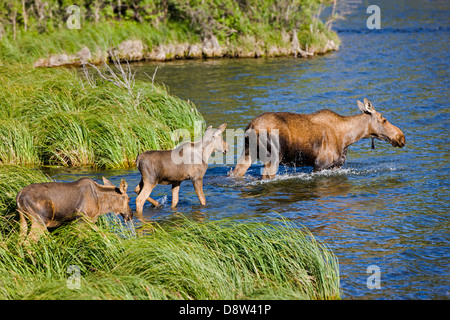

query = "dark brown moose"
[[232, 98, 405, 179], [135, 124, 228, 215], [16, 177, 133, 241]]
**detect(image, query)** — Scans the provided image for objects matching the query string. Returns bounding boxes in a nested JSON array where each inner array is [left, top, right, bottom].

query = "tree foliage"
[[0, 0, 335, 40]]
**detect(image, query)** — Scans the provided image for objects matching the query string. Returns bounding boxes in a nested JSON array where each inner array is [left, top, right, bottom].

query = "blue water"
[[53, 0, 449, 299]]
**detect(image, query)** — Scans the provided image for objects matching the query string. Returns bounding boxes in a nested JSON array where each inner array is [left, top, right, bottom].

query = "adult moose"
[[135, 124, 228, 215], [232, 98, 405, 179], [16, 177, 133, 241]]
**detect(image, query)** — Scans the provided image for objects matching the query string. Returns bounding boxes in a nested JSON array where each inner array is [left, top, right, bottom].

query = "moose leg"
[[17, 205, 47, 244], [28, 215, 47, 243], [232, 130, 258, 177], [232, 142, 257, 177], [146, 195, 160, 207], [18, 210, 28, 242], [171, 182, 181, 208], [136, 182, 159, 217], [135, 179, 161, 206], [134, 178, 143, 194], [313, 151, 337, 172], [192, 178, 206, 206], [261, 159, 280, 179], [233, 153, 253, 177]]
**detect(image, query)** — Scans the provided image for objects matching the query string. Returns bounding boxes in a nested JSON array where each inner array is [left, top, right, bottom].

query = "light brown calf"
[[135, 124, 228, 215], [16, 177, 132, 241]]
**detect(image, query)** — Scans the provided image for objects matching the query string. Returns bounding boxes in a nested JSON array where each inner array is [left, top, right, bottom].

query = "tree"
[[1, 0, 21, 40]]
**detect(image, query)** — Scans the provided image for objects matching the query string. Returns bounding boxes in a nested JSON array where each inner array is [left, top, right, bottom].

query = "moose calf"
[[135, 124, 228, 215], [16, 177, 133, 241]]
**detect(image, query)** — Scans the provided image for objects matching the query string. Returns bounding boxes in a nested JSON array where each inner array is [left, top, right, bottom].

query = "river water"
[[57, 0, 448, 299]]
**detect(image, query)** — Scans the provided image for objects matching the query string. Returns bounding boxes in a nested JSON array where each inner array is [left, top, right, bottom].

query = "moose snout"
[[121, 213, 133, 221], [223, 142, 230, 153], [121, 207, 134, 221], [392, 133, 406, 148]]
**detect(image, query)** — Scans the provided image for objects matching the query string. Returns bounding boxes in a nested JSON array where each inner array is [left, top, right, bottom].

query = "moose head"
[[357, 98, 405, 148]]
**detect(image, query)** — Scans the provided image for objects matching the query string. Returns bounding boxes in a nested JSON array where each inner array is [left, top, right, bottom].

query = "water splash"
[[227, 163, 405, 186], [159, 195, 168, 206]]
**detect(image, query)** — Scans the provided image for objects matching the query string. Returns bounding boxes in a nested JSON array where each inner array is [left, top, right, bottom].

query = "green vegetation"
[[0, 62, 203, 168], [0, 1, 340, 165], [0, 0, 340, 64], [0, 210, 340, 300]]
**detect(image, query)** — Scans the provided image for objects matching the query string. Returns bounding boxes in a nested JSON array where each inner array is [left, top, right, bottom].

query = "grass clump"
[[0, 120, 39, 165], [116, 218, 340, 300], [0, 62, 203, 168]]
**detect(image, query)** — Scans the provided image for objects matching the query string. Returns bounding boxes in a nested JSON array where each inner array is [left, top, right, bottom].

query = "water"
[[59, 0, 448, 299]]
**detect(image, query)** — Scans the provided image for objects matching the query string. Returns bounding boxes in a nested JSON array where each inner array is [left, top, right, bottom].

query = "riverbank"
[[0, 1, 340, 68], [29, 24, 339, 68]]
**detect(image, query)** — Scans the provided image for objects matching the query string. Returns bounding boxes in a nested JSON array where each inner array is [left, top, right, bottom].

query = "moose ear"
[[364, 98, 376, 113], [357, 99, 375, 115], [102, 177, 114, 186], [119, 179, 128, 194], [218, 123, 227, 132], [213, 123, 227, 137]]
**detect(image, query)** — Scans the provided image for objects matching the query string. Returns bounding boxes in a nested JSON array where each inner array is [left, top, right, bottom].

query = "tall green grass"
[[0, 216, 340, 300], [116, 218, 340, 300], [0, 63, 203, 168]]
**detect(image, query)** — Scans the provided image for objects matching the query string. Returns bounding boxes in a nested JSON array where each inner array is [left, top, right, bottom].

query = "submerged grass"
[[0, 63, 203, 168]]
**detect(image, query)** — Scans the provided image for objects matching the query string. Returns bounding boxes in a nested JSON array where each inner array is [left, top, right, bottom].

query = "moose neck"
[[341, 113, 372, 148], [191, 137, 215, 165], [96, 188, 117, 214], [201, 138, 216, 163]]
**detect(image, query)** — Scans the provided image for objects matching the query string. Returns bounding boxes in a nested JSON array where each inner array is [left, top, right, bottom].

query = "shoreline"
[[33, 32, 339, 68]]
